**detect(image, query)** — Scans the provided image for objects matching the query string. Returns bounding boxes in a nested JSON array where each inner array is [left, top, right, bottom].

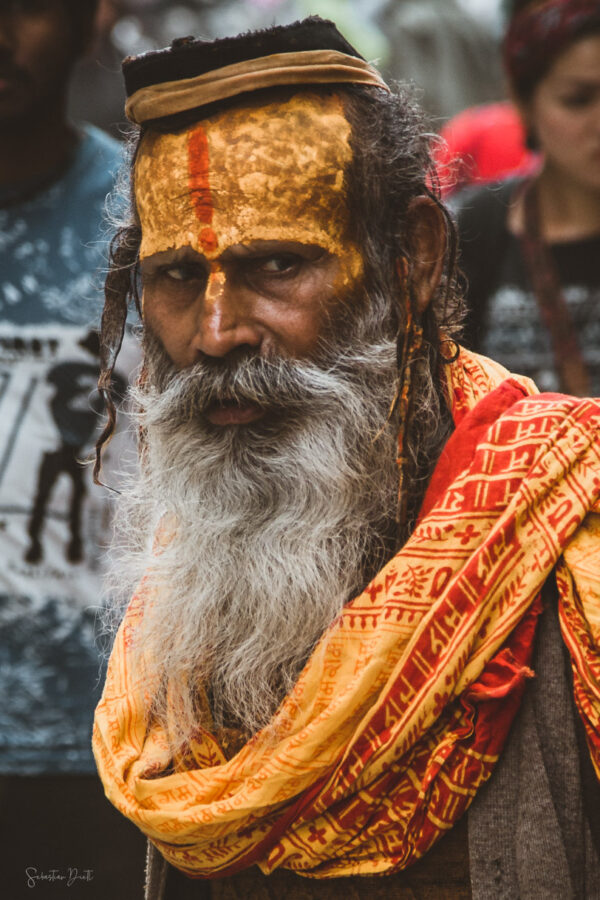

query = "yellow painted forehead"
[[135, 92, 357, 261]]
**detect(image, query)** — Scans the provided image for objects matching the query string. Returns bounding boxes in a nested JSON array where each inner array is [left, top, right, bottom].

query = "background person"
[[379, 0, 503, 122], [0, 0, 143, 895], [453, 0, 600, 395], [66, 0, 509, 139]]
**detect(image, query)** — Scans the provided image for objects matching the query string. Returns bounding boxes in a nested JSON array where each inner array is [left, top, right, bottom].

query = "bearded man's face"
[[119, 92, 399, 743], [136, 92, 365, 420]]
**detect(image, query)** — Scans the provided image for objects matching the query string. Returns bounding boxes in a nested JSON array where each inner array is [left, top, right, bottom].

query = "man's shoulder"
[[51, 123, 123, 246], [70, 123, 122, 190], [80, 123, 121, 157], [444, 346, 539, 418]]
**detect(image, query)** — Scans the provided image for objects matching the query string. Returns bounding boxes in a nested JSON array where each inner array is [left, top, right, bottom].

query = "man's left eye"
[[259, 255, 298, 274]]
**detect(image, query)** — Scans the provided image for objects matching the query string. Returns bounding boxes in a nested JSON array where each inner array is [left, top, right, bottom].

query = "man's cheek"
[[335, 249, 364, 294]]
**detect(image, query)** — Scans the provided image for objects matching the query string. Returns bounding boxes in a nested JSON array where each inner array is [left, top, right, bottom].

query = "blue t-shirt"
[[0, 124, 137, 774]]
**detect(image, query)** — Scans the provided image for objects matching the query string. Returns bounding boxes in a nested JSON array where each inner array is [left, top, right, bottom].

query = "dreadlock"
[[341, 83, 462, 540]]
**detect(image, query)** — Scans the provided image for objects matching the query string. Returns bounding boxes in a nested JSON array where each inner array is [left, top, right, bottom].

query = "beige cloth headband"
[[125, 48, 390, 124]]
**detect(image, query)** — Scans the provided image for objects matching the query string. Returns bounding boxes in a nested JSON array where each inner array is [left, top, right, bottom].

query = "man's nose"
[[191, 266, 262, 358]]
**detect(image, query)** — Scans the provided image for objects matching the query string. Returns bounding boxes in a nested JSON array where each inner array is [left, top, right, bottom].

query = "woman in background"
[[454, 0, 600, 395]]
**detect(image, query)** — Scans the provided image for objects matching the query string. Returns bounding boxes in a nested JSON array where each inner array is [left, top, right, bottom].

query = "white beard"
[[106, 331, 399, 745]]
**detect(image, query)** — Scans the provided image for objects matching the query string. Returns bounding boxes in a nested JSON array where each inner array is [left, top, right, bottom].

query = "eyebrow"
[[140, 247, 206, 269], [220, 241, 327, 258], [139, 240, 329, 271]]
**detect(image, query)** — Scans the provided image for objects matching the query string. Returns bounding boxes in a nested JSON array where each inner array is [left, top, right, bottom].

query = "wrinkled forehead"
[[134, 92, 355, 260]]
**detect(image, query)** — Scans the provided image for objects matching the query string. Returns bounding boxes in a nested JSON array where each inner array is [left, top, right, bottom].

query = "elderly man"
[[93, 17, 600, 900]]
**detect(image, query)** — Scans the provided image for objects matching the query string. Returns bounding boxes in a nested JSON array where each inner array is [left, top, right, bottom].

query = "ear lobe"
[[404, 196, 447, 315]]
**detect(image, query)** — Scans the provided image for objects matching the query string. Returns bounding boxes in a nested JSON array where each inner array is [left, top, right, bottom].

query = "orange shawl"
[[93, 349, 600, 879]]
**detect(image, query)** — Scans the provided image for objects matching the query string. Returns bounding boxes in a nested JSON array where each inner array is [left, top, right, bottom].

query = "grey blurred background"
[[68, 0, 507, 139]]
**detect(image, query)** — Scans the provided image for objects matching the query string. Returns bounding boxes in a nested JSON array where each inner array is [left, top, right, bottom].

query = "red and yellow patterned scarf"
[[93, 348, 600, 879]]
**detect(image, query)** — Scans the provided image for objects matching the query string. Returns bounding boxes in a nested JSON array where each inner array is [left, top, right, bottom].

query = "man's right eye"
[[162, 264, 205, 283]]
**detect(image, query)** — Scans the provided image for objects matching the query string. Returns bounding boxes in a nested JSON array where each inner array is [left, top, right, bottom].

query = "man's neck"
[[0, 103, 78, 192]]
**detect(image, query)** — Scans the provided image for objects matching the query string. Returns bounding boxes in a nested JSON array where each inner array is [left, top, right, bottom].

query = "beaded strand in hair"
[[93, 225, 141, 486], [393, 267, 424, 532]]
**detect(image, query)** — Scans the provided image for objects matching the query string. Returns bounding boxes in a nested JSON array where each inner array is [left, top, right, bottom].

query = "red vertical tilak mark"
[[187, 126, 219, 254]]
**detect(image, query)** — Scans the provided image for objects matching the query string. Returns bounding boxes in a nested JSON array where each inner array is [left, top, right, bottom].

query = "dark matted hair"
[[341, 82, 462, 535]]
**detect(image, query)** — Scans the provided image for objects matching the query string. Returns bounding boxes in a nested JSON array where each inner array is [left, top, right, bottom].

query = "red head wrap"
[[504, 0, 600, 97]]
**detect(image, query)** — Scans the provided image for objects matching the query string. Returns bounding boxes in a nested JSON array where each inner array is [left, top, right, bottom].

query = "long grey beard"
[[107, 330, 400, 746]]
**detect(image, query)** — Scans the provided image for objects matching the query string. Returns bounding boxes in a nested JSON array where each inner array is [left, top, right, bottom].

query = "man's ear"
[[404, 196, 447, 314]]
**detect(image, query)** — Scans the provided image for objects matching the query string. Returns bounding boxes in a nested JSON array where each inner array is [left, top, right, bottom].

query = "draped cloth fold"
[[93, 348, 600, 880]]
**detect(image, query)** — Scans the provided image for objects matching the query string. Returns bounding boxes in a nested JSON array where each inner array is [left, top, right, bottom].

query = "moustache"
[[146, 346, 350, 425]]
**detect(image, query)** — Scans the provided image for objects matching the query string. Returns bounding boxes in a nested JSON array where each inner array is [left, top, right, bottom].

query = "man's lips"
[[205, 401, 265, 426]]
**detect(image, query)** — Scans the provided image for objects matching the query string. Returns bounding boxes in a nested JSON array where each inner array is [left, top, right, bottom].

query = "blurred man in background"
[[0, 1, 143, 896]]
